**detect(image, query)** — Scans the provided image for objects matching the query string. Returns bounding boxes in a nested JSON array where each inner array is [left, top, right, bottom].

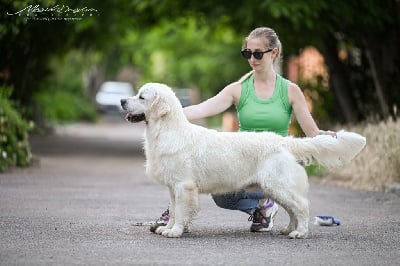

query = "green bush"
[[0, 87, 33, 172], [33, 50, 99, 124], [305, 164, 326, 177], [34, 90, 97, 123]]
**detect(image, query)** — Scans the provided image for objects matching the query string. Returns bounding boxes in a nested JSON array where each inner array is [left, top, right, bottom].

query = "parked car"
[[95, 81, 134, 113]]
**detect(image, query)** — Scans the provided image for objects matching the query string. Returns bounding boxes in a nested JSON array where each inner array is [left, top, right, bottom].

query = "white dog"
[[121, 83, 366, 239]]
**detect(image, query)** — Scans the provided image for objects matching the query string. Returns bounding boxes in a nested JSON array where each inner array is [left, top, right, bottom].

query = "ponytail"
[[238, 70, 254, 83]]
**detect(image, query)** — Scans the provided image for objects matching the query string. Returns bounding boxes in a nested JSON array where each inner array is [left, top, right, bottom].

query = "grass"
[[323, 118, 400, 191]]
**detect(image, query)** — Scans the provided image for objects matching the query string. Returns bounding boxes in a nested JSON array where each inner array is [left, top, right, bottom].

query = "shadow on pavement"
[[30, 117, 145, 158], [30, 135, 144, 158]]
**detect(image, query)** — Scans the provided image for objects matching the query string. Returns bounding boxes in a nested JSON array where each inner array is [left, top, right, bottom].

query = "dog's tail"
[[287, 130, 366, 169]]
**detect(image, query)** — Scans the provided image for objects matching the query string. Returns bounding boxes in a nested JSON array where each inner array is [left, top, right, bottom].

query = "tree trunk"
[[364, 47, 389, 118], [322, 35, 357, 123]]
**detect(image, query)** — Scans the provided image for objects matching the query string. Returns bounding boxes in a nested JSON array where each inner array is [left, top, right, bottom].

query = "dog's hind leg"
[[272, 187, 309, 238], [260, 155, 309, 239], [274, 165, 309, 239], [285, 197, 309, 239], [280, 208, 297, 236], [161, 181, 199, 238]]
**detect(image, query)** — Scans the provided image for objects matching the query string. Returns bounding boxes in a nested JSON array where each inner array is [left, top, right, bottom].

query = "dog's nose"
[[120, 99, 127, 107]]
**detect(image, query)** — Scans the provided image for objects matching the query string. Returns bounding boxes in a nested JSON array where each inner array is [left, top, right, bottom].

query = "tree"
[[2, 0, 399, 124], [0, 0, 133, 104], [128, 0, 400, 122]]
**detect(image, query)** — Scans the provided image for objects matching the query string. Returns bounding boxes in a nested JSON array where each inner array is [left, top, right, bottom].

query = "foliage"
[[33, 50, 99, 124], [129, 0, 400, 123], [305, 164, 326, 177], [1, 0, 399, 127], [0, 0, 132, 116], [35, 90, 97, 124], [0, 87, 33, 172], [119, 16, 247, 97]]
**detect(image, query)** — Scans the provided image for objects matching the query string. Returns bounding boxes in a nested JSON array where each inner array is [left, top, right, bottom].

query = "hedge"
[[0, 87, 33, 172]]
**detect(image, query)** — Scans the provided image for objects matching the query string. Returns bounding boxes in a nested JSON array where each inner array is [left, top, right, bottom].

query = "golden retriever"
[[121, 83, 366, 239]]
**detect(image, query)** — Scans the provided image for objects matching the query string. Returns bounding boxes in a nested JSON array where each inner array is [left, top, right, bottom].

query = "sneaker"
[[149, 208, 170, 233], [149, 208, 190, 233], [249, 200, 279, 232]]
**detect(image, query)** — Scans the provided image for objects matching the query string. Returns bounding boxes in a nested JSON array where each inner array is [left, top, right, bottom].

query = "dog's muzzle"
[[124, 113, 146, 123], [120, 99, 128, 110], [120, 99, 146, 123]]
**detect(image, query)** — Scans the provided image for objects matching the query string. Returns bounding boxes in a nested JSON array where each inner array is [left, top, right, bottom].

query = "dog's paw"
[[288, 230, 306, 239], [280, 228, 291, 235], [281, 224, 297, 235], [161, 226, 183, 238], [155, 226, 167, 235]]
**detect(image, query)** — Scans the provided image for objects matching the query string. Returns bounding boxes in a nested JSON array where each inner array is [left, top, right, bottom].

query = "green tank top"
[[236, 74, 292, 136]]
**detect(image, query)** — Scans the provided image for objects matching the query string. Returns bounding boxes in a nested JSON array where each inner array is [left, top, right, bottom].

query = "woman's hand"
[[318, 130, 337, 137]]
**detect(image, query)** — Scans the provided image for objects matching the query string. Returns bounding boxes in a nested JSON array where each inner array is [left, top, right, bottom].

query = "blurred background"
[[1, 0, 399, 190]]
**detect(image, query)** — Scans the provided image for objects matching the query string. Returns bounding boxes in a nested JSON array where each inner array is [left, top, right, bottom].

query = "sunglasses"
[[241, 48, 273, 60]]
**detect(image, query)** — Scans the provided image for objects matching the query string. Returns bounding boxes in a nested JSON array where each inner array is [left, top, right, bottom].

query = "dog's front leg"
[[161, 181, 199, 238], [155, 186, 175, 235]]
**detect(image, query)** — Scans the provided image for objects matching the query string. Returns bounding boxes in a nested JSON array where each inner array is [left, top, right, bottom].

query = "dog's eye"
[[139, 95, 145, 100]]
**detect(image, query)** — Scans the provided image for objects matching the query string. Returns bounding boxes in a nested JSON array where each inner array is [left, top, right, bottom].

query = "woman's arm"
[[183, 82, 241, 121], [288, 83, 335, 137]]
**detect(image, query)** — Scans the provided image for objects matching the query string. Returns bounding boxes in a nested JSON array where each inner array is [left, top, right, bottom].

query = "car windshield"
[[101, 83, 133, 94]]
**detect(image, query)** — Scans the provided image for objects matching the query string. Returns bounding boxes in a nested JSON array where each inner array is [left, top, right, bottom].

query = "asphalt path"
[[1, 116, 399, 265]]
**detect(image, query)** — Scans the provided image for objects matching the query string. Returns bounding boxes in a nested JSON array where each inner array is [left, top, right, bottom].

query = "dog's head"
[[121, 83, 178, 123]]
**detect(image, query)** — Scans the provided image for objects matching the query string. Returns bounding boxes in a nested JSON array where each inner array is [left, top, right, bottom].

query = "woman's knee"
[[211, 194, 233, 209]]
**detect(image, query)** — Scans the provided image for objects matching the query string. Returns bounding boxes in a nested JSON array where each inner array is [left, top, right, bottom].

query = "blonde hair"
[[239, 27, 283, 82]]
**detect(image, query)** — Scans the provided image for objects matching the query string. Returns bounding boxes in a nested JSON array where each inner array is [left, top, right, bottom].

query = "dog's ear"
[[150, 93, 171, 118]]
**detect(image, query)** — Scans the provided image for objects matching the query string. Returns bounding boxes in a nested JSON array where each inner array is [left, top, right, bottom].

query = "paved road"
[[1, 118, 399, 265]]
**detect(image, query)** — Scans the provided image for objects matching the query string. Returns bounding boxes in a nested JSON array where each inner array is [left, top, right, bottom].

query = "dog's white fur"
[[122, 83, 366, 239]]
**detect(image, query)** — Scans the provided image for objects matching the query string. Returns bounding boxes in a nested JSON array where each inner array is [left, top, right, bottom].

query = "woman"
[[150, 26, 335, 233]]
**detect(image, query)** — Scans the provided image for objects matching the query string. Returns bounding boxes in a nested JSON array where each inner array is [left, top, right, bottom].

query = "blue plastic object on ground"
[[313, 215, 341, 226]]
